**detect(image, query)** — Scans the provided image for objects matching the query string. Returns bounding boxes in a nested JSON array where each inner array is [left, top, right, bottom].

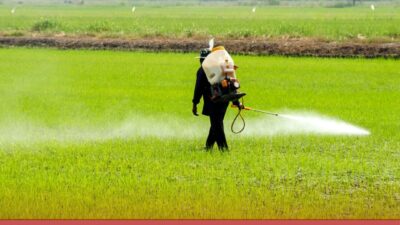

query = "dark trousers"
[[206, 102, 229, 150]]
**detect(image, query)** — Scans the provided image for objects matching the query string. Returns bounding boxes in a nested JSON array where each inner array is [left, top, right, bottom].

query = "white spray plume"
[[0, 115, 206, 145], [0, 112, 369, 145], [252, 7, 256, 13], [242, 112, 370, 136], [11, 7, 16, 14], [208, 38, 214, 50], [131, 6, 136, 13]]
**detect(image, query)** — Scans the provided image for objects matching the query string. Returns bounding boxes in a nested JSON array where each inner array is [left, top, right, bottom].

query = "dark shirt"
[[192, 67, 213, 116]]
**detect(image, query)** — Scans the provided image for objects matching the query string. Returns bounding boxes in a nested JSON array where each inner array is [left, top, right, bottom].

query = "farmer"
[[192, 48, 243, 151]]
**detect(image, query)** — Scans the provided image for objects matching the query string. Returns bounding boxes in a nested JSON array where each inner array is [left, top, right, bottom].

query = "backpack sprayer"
[[202, 44, 279, 134], [202, 46, 246, 103]]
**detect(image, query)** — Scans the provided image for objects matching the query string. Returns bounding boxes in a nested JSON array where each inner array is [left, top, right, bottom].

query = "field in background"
[[0, 48, 399, 218], [0, 5, 399, 41], [1, 0, 400, 6]]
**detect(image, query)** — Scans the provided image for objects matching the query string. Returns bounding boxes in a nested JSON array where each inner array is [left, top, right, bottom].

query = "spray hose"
[[231, 106, 246, 134], [230, 100, 279, 134], [230, 97, 246, 134]]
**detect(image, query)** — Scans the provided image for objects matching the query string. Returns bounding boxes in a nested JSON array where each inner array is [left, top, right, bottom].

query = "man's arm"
[[192, 69, 203, 105], [192, 69, 203, 116]]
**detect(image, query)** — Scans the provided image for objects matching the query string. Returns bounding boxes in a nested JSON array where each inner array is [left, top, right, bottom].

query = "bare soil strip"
[[0, 36, 399, 58]]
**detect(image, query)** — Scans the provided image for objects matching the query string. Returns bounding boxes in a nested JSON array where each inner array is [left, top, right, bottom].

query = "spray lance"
[[231, 103, 279, 134], [239, 106, 279, 117]]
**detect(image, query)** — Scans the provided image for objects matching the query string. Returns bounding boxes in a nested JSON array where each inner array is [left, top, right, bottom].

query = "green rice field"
[[0, 47, 399, 218], [0, 5, 399, 40]]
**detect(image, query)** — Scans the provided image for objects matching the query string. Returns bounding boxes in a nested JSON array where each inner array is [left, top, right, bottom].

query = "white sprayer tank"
[[202, 47, 236, 85]]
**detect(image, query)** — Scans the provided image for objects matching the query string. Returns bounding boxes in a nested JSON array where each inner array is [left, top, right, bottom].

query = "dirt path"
[[1, 36, 399, 58]]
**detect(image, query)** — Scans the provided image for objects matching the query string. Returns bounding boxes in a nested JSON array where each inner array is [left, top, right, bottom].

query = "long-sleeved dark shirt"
[[192, 67, 213, 116]]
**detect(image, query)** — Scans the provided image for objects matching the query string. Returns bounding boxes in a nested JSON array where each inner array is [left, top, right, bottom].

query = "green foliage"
[[0, 48, 399, 218], [31, 19, 61, 32], [268, 0, 280, 6], [326, 2, 354, 8], [87, 21, 113, 32]]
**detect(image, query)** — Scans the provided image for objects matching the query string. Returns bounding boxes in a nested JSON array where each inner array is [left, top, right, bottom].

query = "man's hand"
[[192, 104, 199, 116], [233, 101, 245, 110]]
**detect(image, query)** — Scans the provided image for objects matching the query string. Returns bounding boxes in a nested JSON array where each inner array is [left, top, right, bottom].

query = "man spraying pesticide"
[[192, 44, 246, 151], [192, 41, 370, 142], [192, 42, 283, 151]]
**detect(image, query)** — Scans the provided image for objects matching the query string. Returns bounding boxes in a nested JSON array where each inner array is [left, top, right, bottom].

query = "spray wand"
[[238, 106, 279, 116], [231, 104, 279, 134]]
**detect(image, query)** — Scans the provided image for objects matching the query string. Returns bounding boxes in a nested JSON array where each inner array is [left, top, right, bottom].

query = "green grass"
[[0, 47, 399, 218], [0, 5, 399, 40]]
